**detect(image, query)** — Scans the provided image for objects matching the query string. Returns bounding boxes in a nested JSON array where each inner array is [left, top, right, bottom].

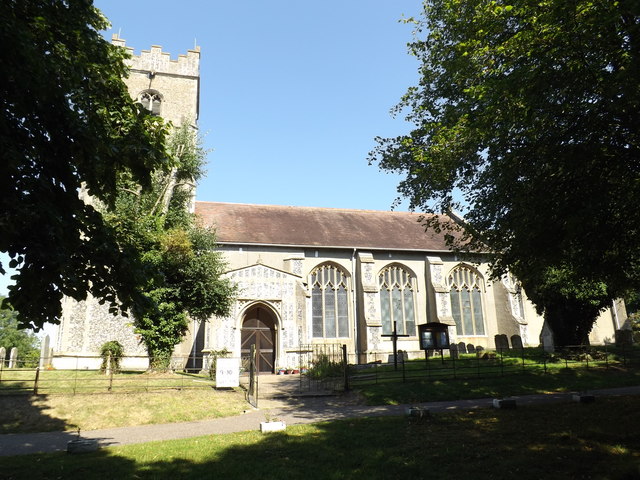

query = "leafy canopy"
[[106, 123, 236, 368], [0, 298, 40, 366], [0, 0, 170, 329], [370, 0, 640, 342]]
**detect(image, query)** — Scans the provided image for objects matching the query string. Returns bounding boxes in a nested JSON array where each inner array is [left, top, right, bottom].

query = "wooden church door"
[[241, 306, 276, 373]]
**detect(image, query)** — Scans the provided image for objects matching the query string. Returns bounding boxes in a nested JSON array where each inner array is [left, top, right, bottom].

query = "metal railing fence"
[[0, 355, 217, 396], [348, 345, 640, 388]]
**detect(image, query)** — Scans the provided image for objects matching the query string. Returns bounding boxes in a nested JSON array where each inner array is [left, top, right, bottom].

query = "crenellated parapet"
[[112, 34, 200, 77]]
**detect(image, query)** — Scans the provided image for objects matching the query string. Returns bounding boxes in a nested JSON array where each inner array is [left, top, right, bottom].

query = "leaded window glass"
[[378, 265, 416, 336], [310, 265, 350, 338], [448, 265, 485, 336]]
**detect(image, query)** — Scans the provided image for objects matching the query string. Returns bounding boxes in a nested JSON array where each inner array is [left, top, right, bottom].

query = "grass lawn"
[[2, 396, 640, 479], [356, 367, 640, 405], [0, 388, 249, 434], [1, 364, 640, 434]]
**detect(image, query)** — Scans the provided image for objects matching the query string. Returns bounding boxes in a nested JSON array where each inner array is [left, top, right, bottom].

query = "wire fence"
[[0, 355, 217, 396], [348, 345, 640, 387], [2, 345, 637, 396]]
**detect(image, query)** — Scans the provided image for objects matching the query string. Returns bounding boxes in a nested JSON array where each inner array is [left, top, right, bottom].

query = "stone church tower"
[[53, 37, 202, 369], [112, 34, 200, 127]]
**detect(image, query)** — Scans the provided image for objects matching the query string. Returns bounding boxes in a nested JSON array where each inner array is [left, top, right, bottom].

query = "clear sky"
[[1, 0, 424, 298], [97, 0, 422, 211]]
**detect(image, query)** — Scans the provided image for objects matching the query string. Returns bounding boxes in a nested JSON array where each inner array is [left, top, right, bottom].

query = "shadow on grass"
[[0, 394, 71, 434], [356, 368, 640, 405], [2, 396, 640, 480]]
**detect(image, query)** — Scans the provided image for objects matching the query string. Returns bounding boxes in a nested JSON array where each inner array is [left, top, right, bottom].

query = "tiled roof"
[[195, 201, 458, 252]]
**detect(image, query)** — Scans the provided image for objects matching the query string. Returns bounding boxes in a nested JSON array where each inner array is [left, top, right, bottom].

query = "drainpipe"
[[351, 248, 359, 363]]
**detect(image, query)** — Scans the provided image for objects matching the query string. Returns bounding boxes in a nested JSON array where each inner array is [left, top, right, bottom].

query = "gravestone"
[[449, 343, 459, 359], [466, 343, 475, 354], [39, 335, 51, 368], [457, 342, 467, 354], [494, 334, 509, 352], [510, 335, 524, 350], [541, 322, 555, 352], [0, 346, 5, 367], [8, 347, 17, 368]]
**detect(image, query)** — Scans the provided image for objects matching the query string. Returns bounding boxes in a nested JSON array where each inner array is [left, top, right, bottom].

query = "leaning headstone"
[[67, 430, 99, 454], [405, 406, 430, 419], [510, 335, 524, 350], [39, 335, 51, 368], [0, 347, 6, 367], [8, 347, 17, 368], [260, 421, 286, 433], [572, 394, 595, 404], [449, 343, 459, 359], [493, 398, 517, 409], [457, 342, 467, 354], [494, 334, 509, 352]]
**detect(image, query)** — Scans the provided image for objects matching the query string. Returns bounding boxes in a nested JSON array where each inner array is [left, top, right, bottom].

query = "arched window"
[[448, 265, 485, 336], [139, 90, 162, 116], [379, 265, 416, 336], [310, 264, 350, 338]]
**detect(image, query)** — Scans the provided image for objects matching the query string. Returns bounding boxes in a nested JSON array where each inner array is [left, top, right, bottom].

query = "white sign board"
[[216, 357, 240, 388]]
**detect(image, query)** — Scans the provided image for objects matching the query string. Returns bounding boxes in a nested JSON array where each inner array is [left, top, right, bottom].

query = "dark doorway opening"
[[241, 305, 276, 374]]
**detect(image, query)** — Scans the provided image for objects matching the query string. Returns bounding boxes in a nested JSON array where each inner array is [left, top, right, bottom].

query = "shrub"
[[308, 353, 344, 379], [100, 341, 124, 373], [207, 348, 230, 380]]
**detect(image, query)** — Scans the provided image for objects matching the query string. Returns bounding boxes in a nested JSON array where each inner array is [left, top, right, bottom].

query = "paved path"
[[1, 382, 639, 457]]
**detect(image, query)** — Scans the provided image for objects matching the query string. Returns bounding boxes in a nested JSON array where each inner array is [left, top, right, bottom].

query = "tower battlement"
[[111, 34, 201, 125], [112, 34, 200, 77]]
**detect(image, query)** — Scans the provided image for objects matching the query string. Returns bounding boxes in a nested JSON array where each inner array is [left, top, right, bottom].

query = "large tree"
[[0, 0, 169, 329], [105, 124, 236, 368], [370, 0, 640, 345], [0, 298, 40, 367]]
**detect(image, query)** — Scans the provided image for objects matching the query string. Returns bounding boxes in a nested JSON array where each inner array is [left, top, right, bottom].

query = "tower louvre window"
[[139, 90, 162, 116]]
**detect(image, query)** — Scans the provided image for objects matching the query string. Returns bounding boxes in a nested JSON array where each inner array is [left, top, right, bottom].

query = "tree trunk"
[[543, 301, 599, 347]]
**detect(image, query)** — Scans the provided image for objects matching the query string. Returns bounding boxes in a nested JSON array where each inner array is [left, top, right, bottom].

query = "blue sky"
[[97, 0, 422, 211], [1, 0, 424, 297]]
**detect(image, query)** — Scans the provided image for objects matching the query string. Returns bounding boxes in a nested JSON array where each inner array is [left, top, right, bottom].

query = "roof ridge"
[[194, 200, 439, 216]]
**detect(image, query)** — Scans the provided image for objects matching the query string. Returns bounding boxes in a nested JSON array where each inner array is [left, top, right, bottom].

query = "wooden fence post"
[[342, 344, 349, 391], [33, 367, 40, 395]]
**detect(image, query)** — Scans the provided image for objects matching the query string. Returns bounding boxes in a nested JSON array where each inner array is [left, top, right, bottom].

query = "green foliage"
[[99, 340, 124, 373], [206, 348, 231, 380], [0, 298, 40, 367], [106, 123, 236, 368], [520, 266, 612, 346], [629, 312, 640, 343], [0, 0, 169, 330], [308, 353, 344, 379], [370, 0, 640, 344]]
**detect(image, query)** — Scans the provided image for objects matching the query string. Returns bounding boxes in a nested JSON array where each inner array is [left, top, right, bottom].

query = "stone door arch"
[[241, 305, 277, 374]]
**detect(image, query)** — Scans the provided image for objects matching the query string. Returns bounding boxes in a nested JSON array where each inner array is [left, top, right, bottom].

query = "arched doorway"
[[241, 305, 276, 374]]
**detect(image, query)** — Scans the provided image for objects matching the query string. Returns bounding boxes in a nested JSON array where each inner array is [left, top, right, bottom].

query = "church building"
[[52, 39, 624, 371]]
